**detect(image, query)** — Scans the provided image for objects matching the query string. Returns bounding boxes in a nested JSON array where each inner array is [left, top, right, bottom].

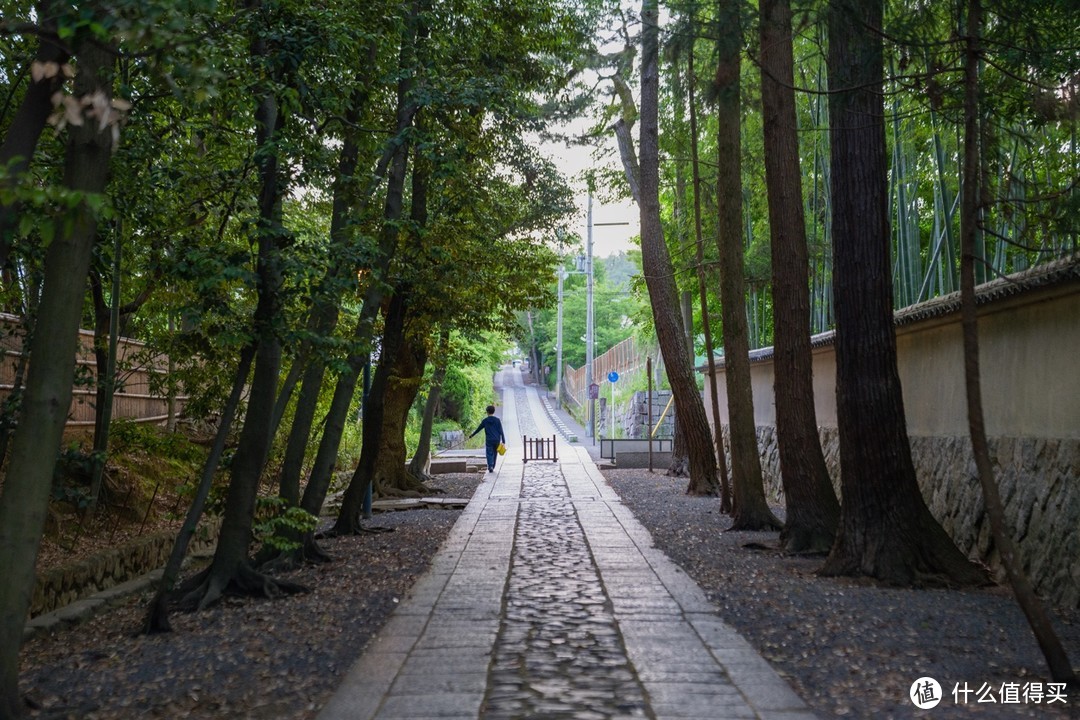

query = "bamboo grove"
[[647, 0, 1078, 350]]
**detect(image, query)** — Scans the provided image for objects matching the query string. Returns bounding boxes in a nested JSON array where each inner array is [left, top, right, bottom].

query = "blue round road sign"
[[607, 371, 619, 383]]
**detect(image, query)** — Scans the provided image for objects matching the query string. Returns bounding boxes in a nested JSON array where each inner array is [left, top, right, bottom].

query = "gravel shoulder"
[[606, 467, 1080, 719], [19, 473, 482, 720], [19, 467, 1080, 719]]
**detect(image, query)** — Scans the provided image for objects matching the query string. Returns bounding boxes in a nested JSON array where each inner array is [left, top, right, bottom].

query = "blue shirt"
[[471, 415, 505, 446]]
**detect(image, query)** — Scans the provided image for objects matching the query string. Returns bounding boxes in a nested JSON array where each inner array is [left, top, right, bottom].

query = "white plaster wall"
[[705, 283, 1080, 440]]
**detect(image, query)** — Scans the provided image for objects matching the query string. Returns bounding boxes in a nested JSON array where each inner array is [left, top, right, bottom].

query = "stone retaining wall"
[[752, 425, 1080, 609], [621, 390, 674, 439], [31, 521, 219, 618], [706, 262, 1080, 609]]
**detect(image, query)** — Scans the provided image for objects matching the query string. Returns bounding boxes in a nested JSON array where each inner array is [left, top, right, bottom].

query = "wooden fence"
[[0, 313, 184, 428]]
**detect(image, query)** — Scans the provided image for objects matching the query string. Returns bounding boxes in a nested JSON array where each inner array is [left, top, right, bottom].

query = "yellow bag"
[[496, 442, 506, 456]]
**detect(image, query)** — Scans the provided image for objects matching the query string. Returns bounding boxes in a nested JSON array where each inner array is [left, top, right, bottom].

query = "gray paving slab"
[[317, 366, 816, 720]]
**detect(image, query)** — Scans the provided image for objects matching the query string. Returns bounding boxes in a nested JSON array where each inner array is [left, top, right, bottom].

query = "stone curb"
[[23, 568, 163, 643], [540, 394, 578, 443]]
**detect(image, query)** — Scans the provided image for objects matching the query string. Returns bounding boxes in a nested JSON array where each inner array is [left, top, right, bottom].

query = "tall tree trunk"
[[370, 322, 428, 497], [958, 0, 1075, 683], [639, 0, 718, 495], [334, 99, 432, 527], [144, 343, 255, 633], [819, 0, 985, 585], [681, 290, 694, 363], [671, 59, 693, 359], [267, 6, 422, 562], [88, 235, 120, 515], [272, 50, 378, 505], [268, 353, 308, 443], [760, 0, 839, 551], [296, 316, 371, 506], [408, 329, 450, 482], [0, 300, 36, 466], [178, 29, 306, 607], [609, 27, 691, 480], [687, 44, 732, 511], [0, 1, 70, 272], [332, 293, 409, 534], [88, 263, 155, 502], [667, 413, 689, 478], [612, 117, 641, 205], [274, 228, 348, 507], [278, 315, 372, 567], [713, 0, 780, 529], [86, 257, 154, 511], [299, 0, 419, 504], [372, 109, 430, 496], [0, 36, 113, 719], [669, 64, 695, 481]]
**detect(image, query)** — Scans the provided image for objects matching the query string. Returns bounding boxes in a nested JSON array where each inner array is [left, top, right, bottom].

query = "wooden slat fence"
[[522, 435, 558, 463], [0, 312, 185, 427]]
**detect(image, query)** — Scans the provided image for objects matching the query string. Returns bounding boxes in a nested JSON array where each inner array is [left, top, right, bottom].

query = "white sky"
[[535, 1, 645, 259], [537, 117, 641, 259]]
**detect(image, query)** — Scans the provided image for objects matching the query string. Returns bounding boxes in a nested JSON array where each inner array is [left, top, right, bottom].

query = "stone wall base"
[[750, 425, 1079, 609], [31, 520, 219, 618]]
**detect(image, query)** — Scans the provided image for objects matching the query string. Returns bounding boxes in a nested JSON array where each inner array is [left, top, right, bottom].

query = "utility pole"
[[555, 268, 564, 408], [584, 190, 630, 441], [556, 255, 588, 410], [585, 191, 595, 440]]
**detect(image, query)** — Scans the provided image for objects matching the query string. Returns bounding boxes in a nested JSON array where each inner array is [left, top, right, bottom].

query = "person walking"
[[470, 404, 506, 473]]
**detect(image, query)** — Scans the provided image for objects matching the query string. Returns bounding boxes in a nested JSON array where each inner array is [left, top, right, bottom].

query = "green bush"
[[110, 419, 204, 464], [337, 414, 363, 470], [440, 366, 470, 423], [253, 495, 318, 552], [441, 364, 495, 430]]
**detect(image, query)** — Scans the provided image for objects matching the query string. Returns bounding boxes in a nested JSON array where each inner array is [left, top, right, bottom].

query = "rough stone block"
[[615, 451, 672, 469], [429, 459, 468, 474]]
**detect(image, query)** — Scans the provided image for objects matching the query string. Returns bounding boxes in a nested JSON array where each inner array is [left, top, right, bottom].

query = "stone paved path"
[[318, 367, 816, 720], [484, 460, 650, 719]]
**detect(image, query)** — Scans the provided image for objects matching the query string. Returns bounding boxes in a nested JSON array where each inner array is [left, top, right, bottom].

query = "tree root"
[[684, 483, 718, 498], [778, 525, 835, 555], [258, 535, 335, 574], [819, 542, 990, 589], [381, 471, 436, 497], [172, 562, 308, 612], [728, 512, 784, 533], [323, 526, 395, 537], [377, 487, 423, 499], [323, 515, 396, 538], [666, 457, 689, 477], [142, 591, 173, 634], [405, 467, 436, 488], [742, 541, 778, 552]]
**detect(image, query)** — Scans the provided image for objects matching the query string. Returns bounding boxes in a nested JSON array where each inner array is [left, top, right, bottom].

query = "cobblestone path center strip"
[[482, 462, 651, 719]]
